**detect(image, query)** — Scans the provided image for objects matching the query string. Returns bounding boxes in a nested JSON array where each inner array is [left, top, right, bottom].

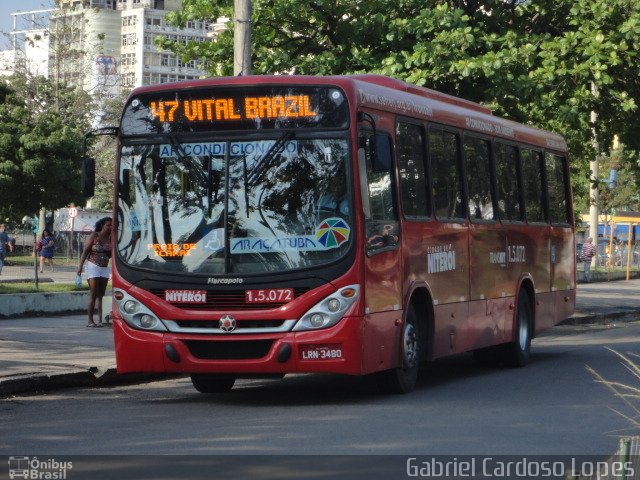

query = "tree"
[[160, 0, 640, 212], [596, 144, 640, 216], [0, 75, 92, 222], [89, 91, 131, 211]]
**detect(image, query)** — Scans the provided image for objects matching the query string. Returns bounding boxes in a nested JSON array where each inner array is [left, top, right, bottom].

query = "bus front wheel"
[[376, 305, 420, 394], [190, 374, 236, 393]]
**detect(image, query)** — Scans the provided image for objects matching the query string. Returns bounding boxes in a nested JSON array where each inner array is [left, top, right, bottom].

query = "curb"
[[0, 291, 90, 319], [0, 367, 180, 398]]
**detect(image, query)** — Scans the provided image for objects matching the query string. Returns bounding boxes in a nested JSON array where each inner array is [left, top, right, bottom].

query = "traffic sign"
[[68, 207, 78, 218]]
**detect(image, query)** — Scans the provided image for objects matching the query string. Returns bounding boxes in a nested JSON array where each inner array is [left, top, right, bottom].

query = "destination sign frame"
[[120, 86, 349, 135]]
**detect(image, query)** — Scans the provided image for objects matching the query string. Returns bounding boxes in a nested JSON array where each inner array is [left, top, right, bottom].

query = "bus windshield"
[[116, 136, 353, 275]]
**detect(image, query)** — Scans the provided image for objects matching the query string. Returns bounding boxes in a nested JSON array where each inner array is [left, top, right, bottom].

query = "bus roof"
[[127, 74, 567, 153]]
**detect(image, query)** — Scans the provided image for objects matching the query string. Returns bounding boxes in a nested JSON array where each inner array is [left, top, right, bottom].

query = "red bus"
[[102, 74, 575, 394]]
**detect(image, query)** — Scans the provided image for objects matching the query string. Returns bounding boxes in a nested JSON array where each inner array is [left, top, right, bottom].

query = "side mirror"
[[82, 126, 118, 198], [82, 157, 96, 198]]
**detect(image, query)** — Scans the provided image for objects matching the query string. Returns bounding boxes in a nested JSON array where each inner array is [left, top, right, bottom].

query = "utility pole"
[[233, 0, 252, 76]]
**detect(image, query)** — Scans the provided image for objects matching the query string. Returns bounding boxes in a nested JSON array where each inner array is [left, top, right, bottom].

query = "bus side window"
[[545, 153, 570, 225], [429, 128, 464, 220], [397, 122, 429, 218], [521, 149, 546, 223], [463, 136, 494, 221], [495, 142, 522, 222]]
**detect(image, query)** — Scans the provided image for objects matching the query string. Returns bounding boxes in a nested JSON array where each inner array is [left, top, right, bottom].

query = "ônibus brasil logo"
[[8, 456, 73, 479]]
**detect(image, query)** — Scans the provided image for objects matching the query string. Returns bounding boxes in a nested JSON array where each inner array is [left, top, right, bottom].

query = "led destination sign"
[[150, 95, 317, 123], [120, 86, 349, 135]]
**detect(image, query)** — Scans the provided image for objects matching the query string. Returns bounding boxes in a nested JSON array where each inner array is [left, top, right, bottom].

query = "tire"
[[503, 290, 532, 367], [377, 305, 420, 394], [190, 374, 236, 393], [473, 290, 533, 368]]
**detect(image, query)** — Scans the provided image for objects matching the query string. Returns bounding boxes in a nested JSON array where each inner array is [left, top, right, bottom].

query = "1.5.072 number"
[[245, 288, 294, 304]]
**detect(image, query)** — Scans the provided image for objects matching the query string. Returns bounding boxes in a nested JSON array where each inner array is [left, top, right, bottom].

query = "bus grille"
[[175, 319, 286, 330], [151, 288, 309, 310], [184, 339, 273, 360]]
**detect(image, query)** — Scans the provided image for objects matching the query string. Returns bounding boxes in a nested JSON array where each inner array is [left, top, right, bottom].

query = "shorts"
[[85, 261, 111, 280]]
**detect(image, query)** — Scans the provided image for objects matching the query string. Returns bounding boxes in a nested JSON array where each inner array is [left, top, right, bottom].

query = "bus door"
[[358, 131, 402, 372]]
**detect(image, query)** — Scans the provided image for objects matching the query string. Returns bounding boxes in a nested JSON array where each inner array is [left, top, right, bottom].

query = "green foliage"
[[89, 91, 131, 210], [0, 75, 92, 222], [597, 145, 640, 215], [160, 0, 640, 213]]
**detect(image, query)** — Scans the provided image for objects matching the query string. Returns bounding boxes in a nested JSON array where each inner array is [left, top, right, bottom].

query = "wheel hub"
[[518, 312, 529, 350], [403, 323, 418, 369]]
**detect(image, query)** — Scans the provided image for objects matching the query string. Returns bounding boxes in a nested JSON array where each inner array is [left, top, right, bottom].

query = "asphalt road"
[[2, 321, 640, 460]]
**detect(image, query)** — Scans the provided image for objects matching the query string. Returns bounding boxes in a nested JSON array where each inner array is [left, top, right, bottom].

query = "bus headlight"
[[309, 313, 326, 328], [293, 284, 360, 332], [123, 300, 138, 314], [114, 289, 168, 332], [140, 314, 158, 329], [327, 298, 341, 312]]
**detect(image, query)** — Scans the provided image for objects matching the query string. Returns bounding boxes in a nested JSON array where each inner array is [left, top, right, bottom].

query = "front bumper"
[[113, 314, 365, 376]]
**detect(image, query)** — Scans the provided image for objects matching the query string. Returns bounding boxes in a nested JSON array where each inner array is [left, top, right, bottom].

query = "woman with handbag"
[[77, 217, 112, 328]]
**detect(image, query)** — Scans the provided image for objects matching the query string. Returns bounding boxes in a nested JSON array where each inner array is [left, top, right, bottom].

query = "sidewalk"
[[0, 262, 79, 284], [1, 278, 639, 397]]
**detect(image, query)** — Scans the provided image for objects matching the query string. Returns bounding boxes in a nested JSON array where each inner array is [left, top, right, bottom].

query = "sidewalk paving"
[[0, 262, 79, 284], [1, 278, 639, 397]]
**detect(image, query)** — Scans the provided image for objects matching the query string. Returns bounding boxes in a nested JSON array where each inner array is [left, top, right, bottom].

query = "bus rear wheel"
[[473, 290, 532, 367], [376, 305, 420, 394], [503, 290, 532, 367], [190, 374, 236, 393]]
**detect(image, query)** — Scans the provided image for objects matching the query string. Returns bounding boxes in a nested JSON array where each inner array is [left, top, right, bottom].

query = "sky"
[[0, 0, 56, 48]]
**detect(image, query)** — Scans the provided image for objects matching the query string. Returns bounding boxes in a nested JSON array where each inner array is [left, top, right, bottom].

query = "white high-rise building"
[[1, 9, 53, 78], [2, 0, 226, 95]]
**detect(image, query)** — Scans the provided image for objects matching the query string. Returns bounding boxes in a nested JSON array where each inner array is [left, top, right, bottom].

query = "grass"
[[588, 348, 640, 430], [0, 282, 90, 294], [4, 255, 78, 267]]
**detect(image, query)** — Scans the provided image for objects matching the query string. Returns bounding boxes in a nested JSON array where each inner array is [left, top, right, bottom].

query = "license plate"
[[299, 344, 343, 360], [245, 288, 294, 304]]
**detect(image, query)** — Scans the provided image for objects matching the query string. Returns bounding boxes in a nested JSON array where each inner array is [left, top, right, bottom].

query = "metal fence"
[[575, 241, 640, 272], [1, 229, 92, 286], [4, 229, 640, 287]]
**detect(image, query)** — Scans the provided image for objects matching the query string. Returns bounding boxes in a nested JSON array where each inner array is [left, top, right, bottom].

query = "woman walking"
[[78, 217, 112, 328], [38, 229, 55, 273]]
